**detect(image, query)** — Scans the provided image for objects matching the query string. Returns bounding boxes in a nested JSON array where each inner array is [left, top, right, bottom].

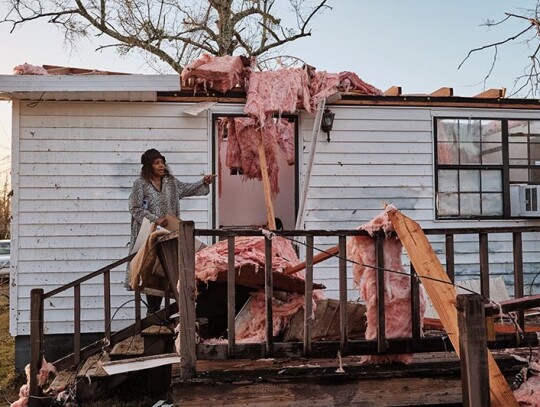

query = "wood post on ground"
[[177, 221, 196, 379], [457, 294, 490, 407], [29, 288, 44, 407]]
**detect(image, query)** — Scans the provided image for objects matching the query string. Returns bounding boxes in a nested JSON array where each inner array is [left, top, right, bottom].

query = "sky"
[[0, 0, 536, 162]]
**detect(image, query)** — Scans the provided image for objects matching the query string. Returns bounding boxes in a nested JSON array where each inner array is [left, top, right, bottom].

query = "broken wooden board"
[[210, 263, 325, 294], [100, 353, 179, 376], [110, 334, 144, 357], [283, 299, 367, 341], [387, 208, 518, 407], [173, 377, 463, 406]]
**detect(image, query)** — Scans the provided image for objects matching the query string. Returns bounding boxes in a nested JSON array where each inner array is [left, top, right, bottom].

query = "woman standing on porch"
[[126, 148, 214, 314]]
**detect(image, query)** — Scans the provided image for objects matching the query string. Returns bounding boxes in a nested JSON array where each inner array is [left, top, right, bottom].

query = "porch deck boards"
[[171, 351, 525, 406]]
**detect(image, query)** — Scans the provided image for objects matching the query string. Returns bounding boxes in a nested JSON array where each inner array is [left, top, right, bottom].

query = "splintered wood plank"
[[387, 208, 518, 407], [101, 353, 179, 375], [284, 245, 339, 275], [258, 133, 276, 230]]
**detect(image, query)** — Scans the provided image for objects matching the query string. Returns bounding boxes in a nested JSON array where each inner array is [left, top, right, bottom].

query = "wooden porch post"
[[29, 288, 44, 407], [457, 294, 490, 407], [177, 221, 196, 379]]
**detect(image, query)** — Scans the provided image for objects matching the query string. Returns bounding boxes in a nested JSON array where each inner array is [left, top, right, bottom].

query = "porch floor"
[[171, 350, 526, 406]]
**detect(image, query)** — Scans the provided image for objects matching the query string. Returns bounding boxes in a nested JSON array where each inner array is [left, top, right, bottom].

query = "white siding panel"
[[300, 106, 433, 300], [13, 100, 212, 336]]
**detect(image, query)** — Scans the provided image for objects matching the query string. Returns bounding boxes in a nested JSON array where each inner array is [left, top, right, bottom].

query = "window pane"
[[460, 142, 481, 164], [509, 142, 528, 165], [438, 170, 458, 192], [460, 170, 480, 192], [530, 136, 540, 165], [460, 193, 481, 215], [510, 168, 530, 183], [529, 120, 540, 135], [460, 120, 481, 143], [531, 168, 540, 183], [482, 193, 503, 215], [438, 193, 459, 216], [481, 170, 502, 192], [481, 120, 502, 143], [482, 142, 502, 164], [438, 119, 458, 143], [509, 120, 529, 136], [438, 142, 458, 164]]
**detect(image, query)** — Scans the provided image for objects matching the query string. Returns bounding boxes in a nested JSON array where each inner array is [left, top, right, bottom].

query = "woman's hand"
[[203, 174, 216, 185], [155, 216, 168, 227]]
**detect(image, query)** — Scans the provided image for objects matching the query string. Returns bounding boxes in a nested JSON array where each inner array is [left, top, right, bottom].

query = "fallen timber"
[[27, 219, 540, 406]]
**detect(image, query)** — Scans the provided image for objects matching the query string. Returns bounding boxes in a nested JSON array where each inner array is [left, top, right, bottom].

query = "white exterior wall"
[[299, 105, 540, 299], [10, 98, 540, 335], [10, 100, 212, 336]]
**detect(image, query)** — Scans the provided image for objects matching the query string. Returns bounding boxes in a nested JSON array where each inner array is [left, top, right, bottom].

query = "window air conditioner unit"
[[510, 184, 540, 217]]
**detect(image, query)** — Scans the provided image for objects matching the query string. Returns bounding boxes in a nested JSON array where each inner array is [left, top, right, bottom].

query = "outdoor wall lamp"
[[321, 107, 335, 142]]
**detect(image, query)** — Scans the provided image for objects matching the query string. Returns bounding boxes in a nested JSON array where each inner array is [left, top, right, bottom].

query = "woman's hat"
[[141, 148, 166, 166]]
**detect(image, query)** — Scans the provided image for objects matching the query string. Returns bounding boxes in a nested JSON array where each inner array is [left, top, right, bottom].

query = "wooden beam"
[[386, 208, 518, 407], [484, 294, 540, 316], [430, 87, 453, 97], [177, 221, 197, 379], [474, 88, 506, 99], [458, 294, 490, 407], [383, 86, 402, 96], [284, 245, 339, 275], [258, 133, 276, 230]]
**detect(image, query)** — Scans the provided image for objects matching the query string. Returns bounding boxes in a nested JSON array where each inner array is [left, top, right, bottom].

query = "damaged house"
[[1, 60, 540, 395]]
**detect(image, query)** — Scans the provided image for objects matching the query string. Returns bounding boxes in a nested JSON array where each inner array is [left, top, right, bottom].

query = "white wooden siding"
[[11, 101, 211, 336], [299, 105, 540, 300]]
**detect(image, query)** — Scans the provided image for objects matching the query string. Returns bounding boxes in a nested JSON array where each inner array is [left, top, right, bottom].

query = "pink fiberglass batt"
[[195, 235, 299, 285], [13, 63, 49, 75], [231, 117, 280, 194], [236, 291, 313, 343], [339, 71, 382, 95], [514, 374, 540, 406], [347, 209, 425, 364], [244, 69, 311, 126], [310, 71, 340, 109], [181, 54, 248, 93], [275, 119, 295, 166]]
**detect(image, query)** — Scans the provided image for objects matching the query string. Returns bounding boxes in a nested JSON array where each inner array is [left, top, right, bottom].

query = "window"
[[435, 118, 540, 219]]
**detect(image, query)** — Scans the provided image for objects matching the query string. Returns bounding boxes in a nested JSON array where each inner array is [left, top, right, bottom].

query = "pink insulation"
[[275, 119, 295, 165], [13, 63, 49, 75], [181, 54, 250, 93], [514, 374, 540, 406], [339, 71, 383, 95], [310, 71, 340, 109], [244, 69, 312, 125], [347, 207, 426, 364], [11, 359, 56, 407], [235, 291, 318, 343], [195, 235, 299, 285], [224, 117, 281, 194]]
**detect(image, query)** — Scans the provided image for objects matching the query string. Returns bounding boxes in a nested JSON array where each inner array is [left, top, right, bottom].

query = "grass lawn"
[[0, 279, 24, 405]]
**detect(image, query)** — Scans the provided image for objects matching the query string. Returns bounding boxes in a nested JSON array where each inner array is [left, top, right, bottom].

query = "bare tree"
[[459, 2, 540, 97], [1, 0, 330, 73]]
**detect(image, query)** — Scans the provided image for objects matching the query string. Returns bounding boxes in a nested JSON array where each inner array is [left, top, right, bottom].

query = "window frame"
[[434, 116, 540, 220]]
